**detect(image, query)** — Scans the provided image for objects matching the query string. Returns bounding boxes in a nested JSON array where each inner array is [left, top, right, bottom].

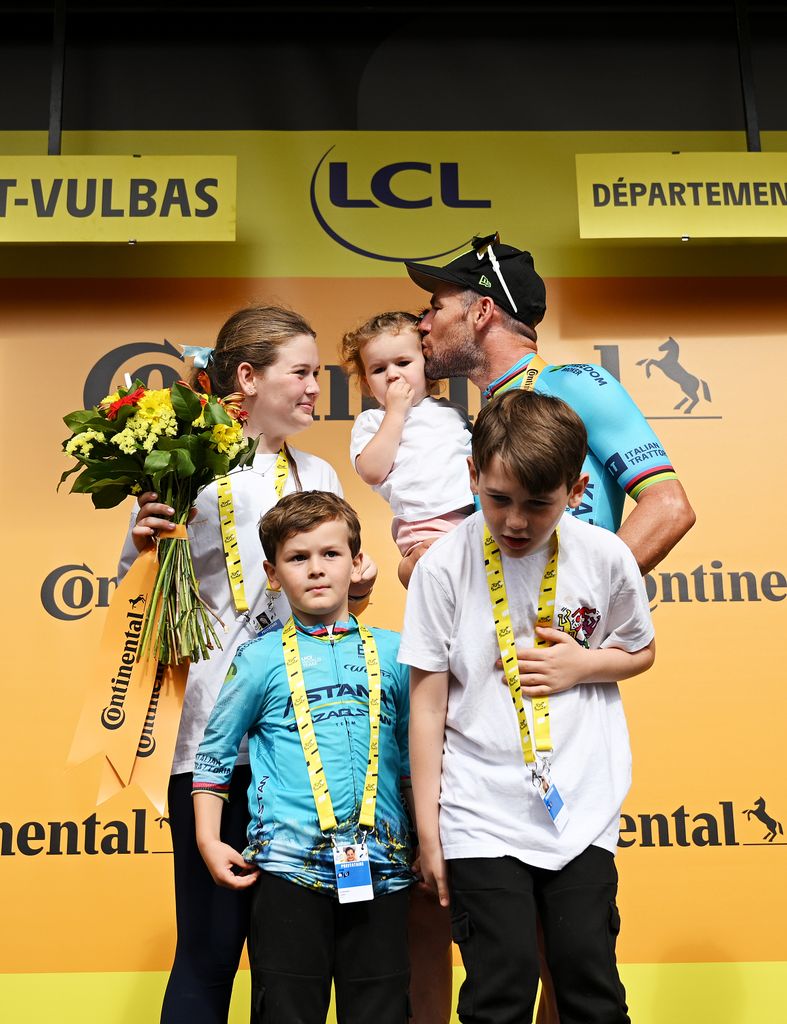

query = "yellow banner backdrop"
[[0, 155, 236, 242], [0, 130, 786, 1024], [576, 151, 787, 238]]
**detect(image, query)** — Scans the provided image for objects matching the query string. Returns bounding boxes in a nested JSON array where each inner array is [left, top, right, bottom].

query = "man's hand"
[[498, 627, 587, 697], [198, 838, 261, 890]]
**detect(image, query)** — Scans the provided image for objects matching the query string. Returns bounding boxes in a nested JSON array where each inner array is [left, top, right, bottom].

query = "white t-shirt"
[[118, 448, 342, 774], [398, 511, 654, 870], [350, 396, 473, 524]]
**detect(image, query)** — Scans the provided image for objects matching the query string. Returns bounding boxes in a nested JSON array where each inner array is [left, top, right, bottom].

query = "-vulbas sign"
[[0, 155, 236, 243]]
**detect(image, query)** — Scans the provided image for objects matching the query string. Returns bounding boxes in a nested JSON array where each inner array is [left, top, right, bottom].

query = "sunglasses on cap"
[[470, 232, 519, 315]]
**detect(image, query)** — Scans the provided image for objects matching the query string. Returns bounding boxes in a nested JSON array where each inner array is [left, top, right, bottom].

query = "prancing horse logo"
[[637, 337, 712, 414], [742, 797, 784, 842]]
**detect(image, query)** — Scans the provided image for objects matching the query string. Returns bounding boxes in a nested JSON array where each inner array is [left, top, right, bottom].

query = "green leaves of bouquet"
[[59, 379, 258, 509], [59, 380, 259, 664]]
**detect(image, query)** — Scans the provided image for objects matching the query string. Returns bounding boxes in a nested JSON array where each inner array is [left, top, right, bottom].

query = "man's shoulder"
[[540, 360, 628, 395], [535, 360, 648, 435]]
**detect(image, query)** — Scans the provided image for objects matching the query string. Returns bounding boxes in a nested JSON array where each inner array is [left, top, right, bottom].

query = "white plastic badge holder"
[[533, 766, 569, 833], [333, 842, 374, 904], [540, 781, 569, 833]]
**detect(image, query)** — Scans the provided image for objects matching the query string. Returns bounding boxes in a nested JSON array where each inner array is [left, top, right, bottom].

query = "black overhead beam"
[[734, 0, 762, 151], [48, 0, 67, 155]]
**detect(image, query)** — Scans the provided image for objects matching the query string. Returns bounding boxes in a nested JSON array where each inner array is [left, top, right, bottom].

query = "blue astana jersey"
[[193, 616, 413, 897], [485, 354, 678, 531]]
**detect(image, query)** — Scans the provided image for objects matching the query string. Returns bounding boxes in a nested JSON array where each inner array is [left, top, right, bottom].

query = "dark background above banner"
[[2, 1, 787, 132]]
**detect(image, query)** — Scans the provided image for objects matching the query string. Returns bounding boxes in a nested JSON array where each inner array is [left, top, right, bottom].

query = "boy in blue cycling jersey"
[[193, 491, 412, 1024]]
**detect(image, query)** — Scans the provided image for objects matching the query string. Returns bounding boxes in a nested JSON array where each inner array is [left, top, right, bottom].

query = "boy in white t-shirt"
[[341, 311, 474, 587], [399, 390, 655, 1024]]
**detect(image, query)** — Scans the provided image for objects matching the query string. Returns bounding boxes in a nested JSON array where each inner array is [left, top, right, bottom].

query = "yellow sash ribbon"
[[282, 618, 382, 833], [218, 448, 289, 613], [68, 528, 189, 813]]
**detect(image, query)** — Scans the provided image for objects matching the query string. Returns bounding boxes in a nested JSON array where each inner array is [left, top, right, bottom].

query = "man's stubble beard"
[[423, 323, 486, 382]]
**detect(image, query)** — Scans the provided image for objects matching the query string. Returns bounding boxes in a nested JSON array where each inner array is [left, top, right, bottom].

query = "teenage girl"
[[120, 305, 376, 1024]]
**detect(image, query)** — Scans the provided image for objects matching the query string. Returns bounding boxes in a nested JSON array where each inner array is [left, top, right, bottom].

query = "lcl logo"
[[310, 145, 491, 262], [328, 161, 490, 211]]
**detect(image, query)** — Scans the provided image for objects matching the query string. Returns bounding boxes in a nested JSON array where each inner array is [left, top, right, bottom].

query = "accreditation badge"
[[253, 590, 283, 637], [333, 841, 374, 904], [534, 764, 569, 833]]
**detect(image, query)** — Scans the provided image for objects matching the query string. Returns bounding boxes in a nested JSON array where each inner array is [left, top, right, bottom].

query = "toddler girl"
[[341, 311, 474, 587]]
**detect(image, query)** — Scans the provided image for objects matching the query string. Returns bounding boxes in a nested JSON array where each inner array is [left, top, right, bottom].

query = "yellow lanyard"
[[483, 525, 559, 764], [518, 353, 547, 393], [282, 618, 382, 833], [218, 448, 289, 613], [482, 352, 553, 766]]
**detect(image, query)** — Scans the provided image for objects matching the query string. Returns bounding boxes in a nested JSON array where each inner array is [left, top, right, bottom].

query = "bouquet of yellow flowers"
[[60, 379, 257, 665]]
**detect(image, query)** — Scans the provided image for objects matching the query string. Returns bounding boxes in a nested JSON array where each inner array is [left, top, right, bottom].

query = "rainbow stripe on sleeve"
[[191, 780, 231, 801], [626, 464, 678, 500]]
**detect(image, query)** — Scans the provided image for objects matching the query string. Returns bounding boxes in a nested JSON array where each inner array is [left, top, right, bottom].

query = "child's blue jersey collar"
[[292, 614, 357, 640]]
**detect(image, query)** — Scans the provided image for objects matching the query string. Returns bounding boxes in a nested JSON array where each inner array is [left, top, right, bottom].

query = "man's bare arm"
[[617, 479, 695, 575]]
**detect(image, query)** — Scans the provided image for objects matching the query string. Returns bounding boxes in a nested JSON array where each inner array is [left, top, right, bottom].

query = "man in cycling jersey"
[[405, 233, 695, 573]]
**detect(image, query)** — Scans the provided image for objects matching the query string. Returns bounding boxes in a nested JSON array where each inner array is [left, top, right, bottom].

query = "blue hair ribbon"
[[181, 345, 215, 369]]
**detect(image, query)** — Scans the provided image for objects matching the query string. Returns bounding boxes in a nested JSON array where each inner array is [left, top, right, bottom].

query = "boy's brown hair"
[[259, 491, 362, 563], [340, 311, 441, 398], [472, 390, 588, 494]]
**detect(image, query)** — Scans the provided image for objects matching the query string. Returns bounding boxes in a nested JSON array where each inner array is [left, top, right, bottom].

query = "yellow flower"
[[136, 389, 177, 433], [65, 429, 107, 457], [211, 422, 244, 457], [111, 427, 140, 455]]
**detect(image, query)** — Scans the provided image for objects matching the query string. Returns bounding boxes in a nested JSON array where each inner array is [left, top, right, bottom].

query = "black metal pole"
[[48, 0, 67, 156], [734, 0, 761, 153]]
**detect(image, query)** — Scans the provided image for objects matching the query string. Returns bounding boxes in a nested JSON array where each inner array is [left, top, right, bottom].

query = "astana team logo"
[[636, 337, 712, 415]]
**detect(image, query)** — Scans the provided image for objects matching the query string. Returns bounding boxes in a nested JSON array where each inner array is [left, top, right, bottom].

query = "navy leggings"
[[161, 766, 253, 1024]]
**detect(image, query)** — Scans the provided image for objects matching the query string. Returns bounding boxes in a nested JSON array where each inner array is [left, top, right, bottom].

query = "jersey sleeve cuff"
[[626, 466, 678, 501], [191, 780, 231, 801]]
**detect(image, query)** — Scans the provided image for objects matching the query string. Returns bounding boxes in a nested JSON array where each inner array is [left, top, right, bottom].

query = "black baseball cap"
[[405, 233, 546, 328]]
